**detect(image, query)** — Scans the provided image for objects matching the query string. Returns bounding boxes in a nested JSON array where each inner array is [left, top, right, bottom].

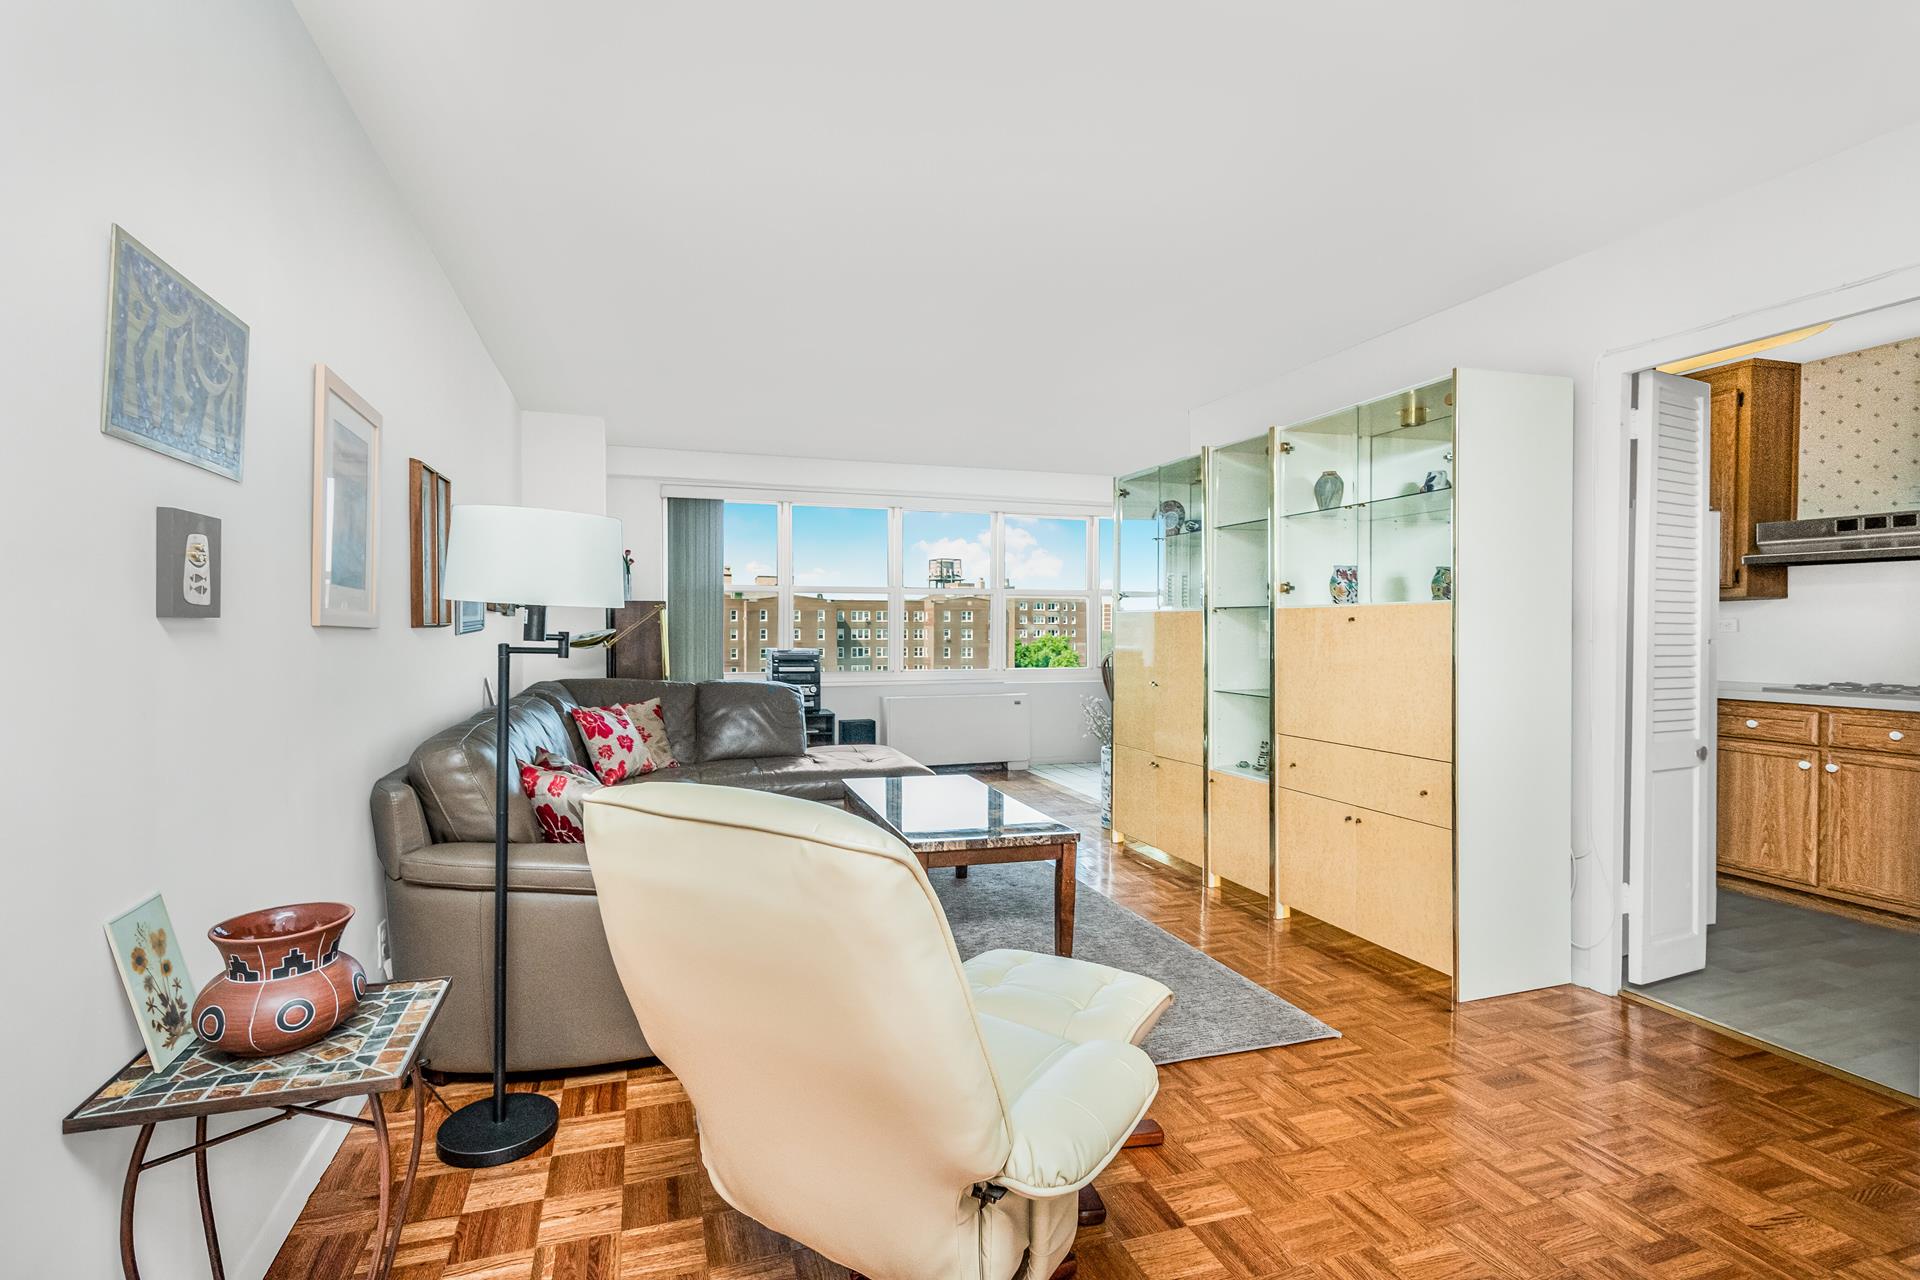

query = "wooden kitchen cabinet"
[[1820, 750, 1920, 912], [1686, 358, 1799, 601], [1717, 698, 1920, 920], [1715, 740, 1819, 885]]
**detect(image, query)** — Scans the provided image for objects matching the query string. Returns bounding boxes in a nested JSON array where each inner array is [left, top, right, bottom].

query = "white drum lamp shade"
[[441, 505, 626, 608]]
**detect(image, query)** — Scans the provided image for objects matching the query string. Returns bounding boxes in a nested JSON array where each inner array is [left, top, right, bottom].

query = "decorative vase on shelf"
[[1313, 470, 1345, 510], [191, 902, 366, 1056], [1421, 469, 1450, 493], [1329, 564, 1358, 605], [1430, 565, 1453, 601]]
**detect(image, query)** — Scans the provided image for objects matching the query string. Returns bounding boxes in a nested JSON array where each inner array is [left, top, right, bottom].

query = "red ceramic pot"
[[190, 902, 366, 1056]]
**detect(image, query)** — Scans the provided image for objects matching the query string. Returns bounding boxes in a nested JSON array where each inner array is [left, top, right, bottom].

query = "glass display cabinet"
[[1205, 433, 1275, 899], [1272, 369, 1573, 1002], [1276, 376, 1455, 608], [1110, 455, 1207, 873]]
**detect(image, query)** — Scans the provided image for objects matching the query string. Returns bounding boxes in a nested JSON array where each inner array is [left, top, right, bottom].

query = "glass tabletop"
[[843, 775, 1076, 852]]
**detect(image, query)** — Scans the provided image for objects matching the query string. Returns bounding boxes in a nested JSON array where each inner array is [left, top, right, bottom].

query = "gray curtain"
[[666, 497, 725, 682]]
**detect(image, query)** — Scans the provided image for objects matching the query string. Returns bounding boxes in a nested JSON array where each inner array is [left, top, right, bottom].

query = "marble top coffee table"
[[843, 774, 1078, 955]]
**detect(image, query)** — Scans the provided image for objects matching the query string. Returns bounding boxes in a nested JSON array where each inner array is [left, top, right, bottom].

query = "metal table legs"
[[118, 1065, 425, 1280]]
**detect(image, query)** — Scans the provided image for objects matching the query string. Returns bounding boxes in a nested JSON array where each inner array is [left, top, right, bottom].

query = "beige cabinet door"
[[1208, 770, 1271, 896], [1716, 741, 1818, 886], [1111, 612, 1154, 752], [1110, 745, 1157, 848], [1276, 603, 1451, 761], [1820, 750, 1920, 910], [1276, 787, 1356, 931], [1353, 809, 1454, 975], [1151, 610, 1205, 765], [1153, 757, 1205, 869]]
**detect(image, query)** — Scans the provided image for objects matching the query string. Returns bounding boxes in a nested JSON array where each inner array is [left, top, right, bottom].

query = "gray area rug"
[[933, 861, 1339, 1064]]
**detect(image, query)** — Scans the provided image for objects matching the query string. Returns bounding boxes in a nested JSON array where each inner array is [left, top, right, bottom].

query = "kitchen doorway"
[[1620, 300, 1920, 1100]]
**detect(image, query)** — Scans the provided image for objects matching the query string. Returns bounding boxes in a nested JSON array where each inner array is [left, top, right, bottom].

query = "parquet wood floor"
[[270, 773, 1920, 1280]]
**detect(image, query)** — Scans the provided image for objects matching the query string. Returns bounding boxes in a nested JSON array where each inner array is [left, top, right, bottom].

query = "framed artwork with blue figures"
[[104, 893, 198, 1075], [101, 226, 249, 481]]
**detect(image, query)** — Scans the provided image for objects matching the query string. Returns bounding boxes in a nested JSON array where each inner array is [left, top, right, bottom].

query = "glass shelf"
[[1281, 486, 1452, 523], [1211, 601, 1268, 611], [1213, 764, 1270, 782], [1215, 516, 1269, 532], [1215, 688, 1271, 699], [1206, 431, 1273, 776]]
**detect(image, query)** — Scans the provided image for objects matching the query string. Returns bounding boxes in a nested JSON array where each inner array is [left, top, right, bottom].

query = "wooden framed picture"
[[104, 893, 197, 1074], [455, 599, 485, 634], [409, 459, 453, 627], [311, 365, 381, 627]]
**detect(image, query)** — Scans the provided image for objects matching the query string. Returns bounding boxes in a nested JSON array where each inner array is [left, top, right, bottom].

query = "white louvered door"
[[1626, 371, 1715, 983]]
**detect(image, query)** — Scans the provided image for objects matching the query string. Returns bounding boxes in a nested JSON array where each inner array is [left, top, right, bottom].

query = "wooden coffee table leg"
[[1054, 841, 1076, 956], [955, 864, 968, 879], [1124, 1117, 1164, 1149]]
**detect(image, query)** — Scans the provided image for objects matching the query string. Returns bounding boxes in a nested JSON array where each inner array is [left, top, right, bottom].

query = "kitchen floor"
[[1630, 887, 1919, 1097]]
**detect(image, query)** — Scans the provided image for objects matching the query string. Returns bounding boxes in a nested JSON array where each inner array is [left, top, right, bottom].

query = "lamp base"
[[435, 1091, 559, 1168]]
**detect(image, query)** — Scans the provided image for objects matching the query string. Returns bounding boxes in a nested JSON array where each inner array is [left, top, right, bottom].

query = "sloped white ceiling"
[[296, 0, 1920, 473]]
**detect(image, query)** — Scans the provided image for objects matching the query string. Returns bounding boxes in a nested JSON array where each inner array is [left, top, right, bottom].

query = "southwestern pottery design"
[[191, 902, 366, 1056]]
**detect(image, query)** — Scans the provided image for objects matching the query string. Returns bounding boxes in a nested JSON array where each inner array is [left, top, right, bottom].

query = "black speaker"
[[838, 718, 877, 745]]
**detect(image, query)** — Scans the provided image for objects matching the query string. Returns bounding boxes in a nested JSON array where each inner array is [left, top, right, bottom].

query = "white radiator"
[[882, 693, 1032, 769]]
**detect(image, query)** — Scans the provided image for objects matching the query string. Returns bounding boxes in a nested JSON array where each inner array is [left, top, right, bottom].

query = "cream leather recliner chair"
[[584, 783, 1172, 1280]]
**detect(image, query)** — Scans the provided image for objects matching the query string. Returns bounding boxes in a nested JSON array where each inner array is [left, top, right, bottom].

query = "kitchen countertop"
[[1719, 682, 1920, 713]]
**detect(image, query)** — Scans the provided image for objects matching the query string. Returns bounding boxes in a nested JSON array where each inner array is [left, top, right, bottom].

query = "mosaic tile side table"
[[64, 978, 449, 1280]]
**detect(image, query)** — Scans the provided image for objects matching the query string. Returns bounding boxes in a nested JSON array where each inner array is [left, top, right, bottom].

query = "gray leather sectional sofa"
[[370, 677, 930, 1072]]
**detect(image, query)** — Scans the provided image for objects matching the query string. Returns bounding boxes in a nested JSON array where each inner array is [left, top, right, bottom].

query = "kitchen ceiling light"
[[1655, 323, 1833, 375]]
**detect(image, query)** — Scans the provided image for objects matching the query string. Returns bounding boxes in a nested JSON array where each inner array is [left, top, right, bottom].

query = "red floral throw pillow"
[[620, 698, 678, 774], [519, 748, 601, 844], [570, 703, 674, 785]]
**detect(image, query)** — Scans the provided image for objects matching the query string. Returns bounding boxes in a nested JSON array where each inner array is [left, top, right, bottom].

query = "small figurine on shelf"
[[1329, 564, 1359, 604], [1254, 740, 1272, 773], [1431, 565, 1453, 601], [1313, 470, 1345, 510]]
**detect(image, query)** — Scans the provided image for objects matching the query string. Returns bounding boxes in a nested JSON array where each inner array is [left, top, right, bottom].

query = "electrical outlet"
[[376, 919, 394, 980], [1717, 617, 1739, 633]]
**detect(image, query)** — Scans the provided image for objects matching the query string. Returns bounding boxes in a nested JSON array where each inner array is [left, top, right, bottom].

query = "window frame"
[[710, 497, 1105, 683]]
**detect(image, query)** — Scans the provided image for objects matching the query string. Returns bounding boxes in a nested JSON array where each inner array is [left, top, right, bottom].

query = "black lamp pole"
[[435, 605, 569, 1167]]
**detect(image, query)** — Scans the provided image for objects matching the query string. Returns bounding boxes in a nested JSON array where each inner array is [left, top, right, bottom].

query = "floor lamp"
[[436, 503, 627, 1166]]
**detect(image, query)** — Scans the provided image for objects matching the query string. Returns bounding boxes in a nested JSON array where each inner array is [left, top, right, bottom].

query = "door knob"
[[1797, 760, 1812, 770], [1745, 719, 1759, 728], [1891, 731, 1906, 741], [1696, 745, 1709, 761], [1825, 762, 1839, 773]]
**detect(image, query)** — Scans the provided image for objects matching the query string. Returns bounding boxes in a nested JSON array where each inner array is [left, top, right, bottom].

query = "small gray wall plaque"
[[156, 507, 221, 617]]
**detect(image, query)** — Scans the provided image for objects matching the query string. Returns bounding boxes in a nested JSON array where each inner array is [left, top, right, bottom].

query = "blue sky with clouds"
[[723, 502, 1118, 592]]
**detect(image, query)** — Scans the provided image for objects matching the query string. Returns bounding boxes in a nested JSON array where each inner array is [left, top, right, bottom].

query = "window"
[[904, 510, 989, 590], [693, 501, 1106, 677], [793, 505, 887, 588], [723, 503, 777, 590]]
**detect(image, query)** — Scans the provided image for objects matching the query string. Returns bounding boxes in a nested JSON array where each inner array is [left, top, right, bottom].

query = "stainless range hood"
[[1744, 509, 1920, 567]]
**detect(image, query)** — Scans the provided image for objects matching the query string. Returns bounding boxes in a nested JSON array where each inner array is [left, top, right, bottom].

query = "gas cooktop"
[[1761, 681, 1920, 701]]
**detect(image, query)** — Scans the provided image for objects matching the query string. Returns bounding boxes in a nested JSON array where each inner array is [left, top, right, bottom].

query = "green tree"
[[1014, 635, 1083, 668]]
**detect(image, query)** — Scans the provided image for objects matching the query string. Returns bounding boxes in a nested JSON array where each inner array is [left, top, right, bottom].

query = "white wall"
[[607, 448, 1113, 763], [0, 4, 523, 1277], [1720, 560, 1920, 684], [516, 411, 614, 686], [1190, 118, 1920, 993]]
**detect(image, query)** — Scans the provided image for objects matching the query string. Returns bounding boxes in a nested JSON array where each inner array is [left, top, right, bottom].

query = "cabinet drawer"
[[1826, 708, 1920, 759], [1717, 700, 1819, 745], [1278, 736, 1451, 828]]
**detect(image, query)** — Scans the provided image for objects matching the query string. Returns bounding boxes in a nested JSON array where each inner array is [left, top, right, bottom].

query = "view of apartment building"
[[723, 567, 1089, 674]]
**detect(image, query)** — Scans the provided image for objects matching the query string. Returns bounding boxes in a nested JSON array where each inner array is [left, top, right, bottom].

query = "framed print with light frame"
[[409, 458, 453, 627], [454, 598, 486, 635], [311, 365, 382, 627]]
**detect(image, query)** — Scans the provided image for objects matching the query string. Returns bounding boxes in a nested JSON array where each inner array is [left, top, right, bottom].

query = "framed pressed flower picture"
[[104, 893, 197, 1073]]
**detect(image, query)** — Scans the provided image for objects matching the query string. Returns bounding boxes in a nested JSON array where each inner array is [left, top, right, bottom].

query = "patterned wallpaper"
[[1797, 335, 1920, 517]]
